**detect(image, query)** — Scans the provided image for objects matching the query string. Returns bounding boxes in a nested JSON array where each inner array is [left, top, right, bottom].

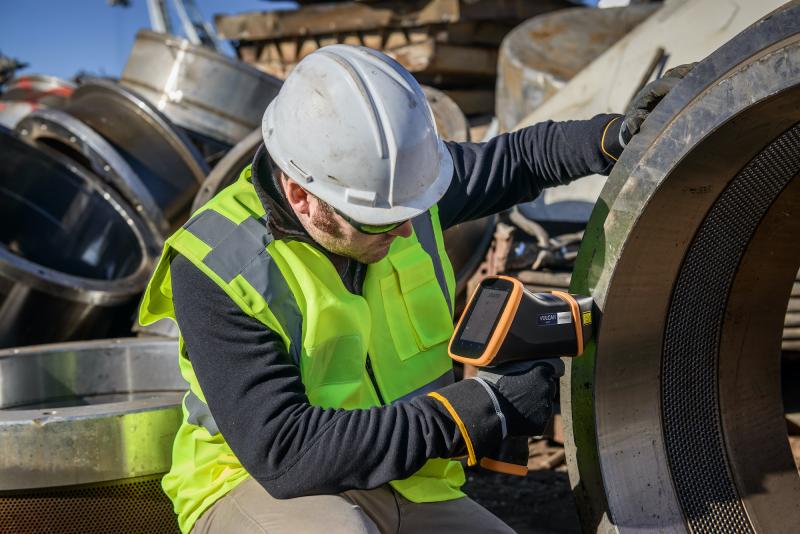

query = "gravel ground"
[[463, 467, 581, 534]]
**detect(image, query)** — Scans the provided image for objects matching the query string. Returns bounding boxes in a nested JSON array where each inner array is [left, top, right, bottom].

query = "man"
[[140, 45, 691, 533]]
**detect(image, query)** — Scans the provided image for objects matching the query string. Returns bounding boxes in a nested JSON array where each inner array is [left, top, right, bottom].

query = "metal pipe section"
[[62, 79, 208, 232], [564, 3, 800, 532], [121, 30, 282, 146], [0, 129, 160, 348], [16, 108, 170, 238], [0, 337, 184, 533]]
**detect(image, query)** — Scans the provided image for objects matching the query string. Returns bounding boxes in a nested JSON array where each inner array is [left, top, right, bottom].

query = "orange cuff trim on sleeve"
[[601, 116, 620, 162], [428, 392, 477, 466]]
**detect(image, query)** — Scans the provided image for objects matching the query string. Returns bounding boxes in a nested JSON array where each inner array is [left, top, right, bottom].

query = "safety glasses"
[[331, 205, 406, 235]]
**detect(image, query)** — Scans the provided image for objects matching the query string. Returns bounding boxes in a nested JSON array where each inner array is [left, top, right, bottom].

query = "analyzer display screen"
[[460, 287, 508, 344]]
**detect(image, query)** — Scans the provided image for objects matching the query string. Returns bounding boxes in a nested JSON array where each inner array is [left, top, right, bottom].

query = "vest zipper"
[[365, 354, 385, 405]]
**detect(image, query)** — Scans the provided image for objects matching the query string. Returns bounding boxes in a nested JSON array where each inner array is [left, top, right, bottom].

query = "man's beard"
[[309, 200, 392, 264]]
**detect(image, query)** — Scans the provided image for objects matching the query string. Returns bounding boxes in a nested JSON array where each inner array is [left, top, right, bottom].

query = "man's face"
[[281, 175, 412, 264]]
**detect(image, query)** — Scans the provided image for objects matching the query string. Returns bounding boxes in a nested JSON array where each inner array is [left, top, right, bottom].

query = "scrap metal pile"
[[1, 0, 799, 533], [0, 28, 284, 533]]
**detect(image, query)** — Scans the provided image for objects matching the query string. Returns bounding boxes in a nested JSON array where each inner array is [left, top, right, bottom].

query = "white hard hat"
[[262, 44, 453, 225]]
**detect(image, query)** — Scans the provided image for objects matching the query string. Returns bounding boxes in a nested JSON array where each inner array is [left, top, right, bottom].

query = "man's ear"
[[282, 175, 311, 216]]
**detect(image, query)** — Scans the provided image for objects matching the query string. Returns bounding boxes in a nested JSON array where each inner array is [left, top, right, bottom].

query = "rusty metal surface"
[[564, 3, 800, 532], [496, 4, 657, 132], [191, 128, 262, 213]]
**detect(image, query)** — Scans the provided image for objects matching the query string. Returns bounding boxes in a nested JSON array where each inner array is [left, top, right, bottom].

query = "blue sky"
[[0, 1, 297, 81]]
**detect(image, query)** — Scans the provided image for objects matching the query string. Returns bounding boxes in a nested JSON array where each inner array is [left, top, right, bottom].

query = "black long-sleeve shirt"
[[171, 115, 623, 499]]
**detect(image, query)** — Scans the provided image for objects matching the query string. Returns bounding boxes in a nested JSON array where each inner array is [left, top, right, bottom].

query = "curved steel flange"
[[565, 3, 800, 532], [0, 130, 160, 347], [16, 108, 169, 238], [0, 337, 185, 489], [64, 79, 208, 230], [121, 30, 282, 146]]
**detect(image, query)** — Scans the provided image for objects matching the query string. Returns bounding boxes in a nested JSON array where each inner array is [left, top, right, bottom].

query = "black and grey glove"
[[620, 62, 697, 147], [429, 359, 564, 465], [475, 360, 564, 437]]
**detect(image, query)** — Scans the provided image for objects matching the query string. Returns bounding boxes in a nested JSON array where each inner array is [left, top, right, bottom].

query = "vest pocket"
[[382, 246, 453, 360]]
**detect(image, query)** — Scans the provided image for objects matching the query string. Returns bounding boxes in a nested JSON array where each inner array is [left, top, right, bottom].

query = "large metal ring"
[[16, 108, 169, 238], [0, 130, 160, 347], [565, 3, 800, 532], [64, 79, 208, 230], [0, 337, 185, 490]]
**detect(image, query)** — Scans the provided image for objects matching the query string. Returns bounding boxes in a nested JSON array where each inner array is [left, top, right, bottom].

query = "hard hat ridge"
[[262, 44, 453, 226]]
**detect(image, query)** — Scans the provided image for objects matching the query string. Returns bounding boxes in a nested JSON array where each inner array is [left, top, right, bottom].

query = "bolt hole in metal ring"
[[564, 3, 800, 533]]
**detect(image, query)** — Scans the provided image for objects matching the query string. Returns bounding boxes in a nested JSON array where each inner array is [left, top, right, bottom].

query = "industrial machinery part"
[[1, 74, 75, 108], [169, 0, 225, 51], [0, 129, 160, 348], [422, 85, 469, 142], [564, 3, 800, 532], [16, 108, 169, 238], [121, 30, 282, 146], [0, 337, 184, 533], [496, 4, 657, 132], [62, 79, 208, 231]]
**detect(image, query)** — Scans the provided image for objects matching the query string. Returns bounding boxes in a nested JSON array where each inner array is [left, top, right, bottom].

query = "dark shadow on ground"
[[463, 468, 581, 534]]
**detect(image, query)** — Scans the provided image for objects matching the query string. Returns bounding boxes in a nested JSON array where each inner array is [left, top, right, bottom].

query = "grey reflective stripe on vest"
[[185, 210, 272, 283], [185, 389, 219, 436], [183, 210, 303, 366], [411, 212, 453, 316], [240, 249, 303, 366], [392, 370, 455, 404]]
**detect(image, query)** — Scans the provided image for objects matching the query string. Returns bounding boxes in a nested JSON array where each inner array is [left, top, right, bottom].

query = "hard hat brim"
[[330, 140, 454, 226]]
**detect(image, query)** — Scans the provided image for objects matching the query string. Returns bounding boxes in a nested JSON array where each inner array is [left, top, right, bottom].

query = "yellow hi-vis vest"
[[139, 165, 464, 533]]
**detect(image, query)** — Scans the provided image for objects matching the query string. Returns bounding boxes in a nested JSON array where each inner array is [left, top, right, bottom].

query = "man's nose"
[[388, 220, 413, 238]]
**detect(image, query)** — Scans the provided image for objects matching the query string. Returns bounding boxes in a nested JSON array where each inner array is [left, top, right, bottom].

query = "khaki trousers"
[[192, 477, 514, 534]]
